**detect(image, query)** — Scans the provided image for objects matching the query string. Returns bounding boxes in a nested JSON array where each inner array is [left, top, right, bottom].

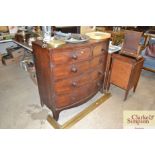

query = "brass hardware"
[[47, 93, 111, 129], [71, 66, 77, 72], [98, 71, 103, 75], [42, 43, 47, 48], [47, 116, 61, 129], [72, 81, 77, 87], [72, 53, 78, 59], [101, 48, 105, 52]]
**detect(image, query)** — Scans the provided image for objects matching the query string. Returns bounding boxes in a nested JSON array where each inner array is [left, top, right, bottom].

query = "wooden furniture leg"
[[52, 110, 60, 121], [40, 100, 44, 107], [124, 90, 129, 101], [103, 54, 112, 92], [133, 83, 138, 93], [144, 35, 150, 48], [107, 82, 111, 92]]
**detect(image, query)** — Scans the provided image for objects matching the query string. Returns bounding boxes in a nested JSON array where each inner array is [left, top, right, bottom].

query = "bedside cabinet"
[[107, 54, 144, 101]]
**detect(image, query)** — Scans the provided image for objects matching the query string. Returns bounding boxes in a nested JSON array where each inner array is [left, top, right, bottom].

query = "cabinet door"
[[110, 58, 132, 89]]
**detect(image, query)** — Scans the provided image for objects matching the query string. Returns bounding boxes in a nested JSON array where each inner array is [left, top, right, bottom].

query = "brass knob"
[[71, 66, 77, 72], [101, 48, 105, 52], [72, 81, 77, 87], [98, 71, 103, 75], [72, 53, 78, 60]]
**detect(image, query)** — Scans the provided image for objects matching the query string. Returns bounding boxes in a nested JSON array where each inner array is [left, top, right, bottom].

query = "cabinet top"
[[32, 39, 109, 50]]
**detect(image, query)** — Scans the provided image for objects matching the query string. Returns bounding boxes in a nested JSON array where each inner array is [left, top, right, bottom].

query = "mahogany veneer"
[[32, 39, 109, 120]]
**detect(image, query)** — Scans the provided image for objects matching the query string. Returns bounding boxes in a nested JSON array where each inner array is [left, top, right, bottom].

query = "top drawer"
[[93, 42, 107, 56], [51, 47, 91, 65]]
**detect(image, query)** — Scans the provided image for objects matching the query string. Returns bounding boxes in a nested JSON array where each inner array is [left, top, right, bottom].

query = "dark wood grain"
[[32, 39, 109, 120]]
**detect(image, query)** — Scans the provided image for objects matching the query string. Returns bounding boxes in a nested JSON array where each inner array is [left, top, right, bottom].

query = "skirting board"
[[47, 93, 111, 129]]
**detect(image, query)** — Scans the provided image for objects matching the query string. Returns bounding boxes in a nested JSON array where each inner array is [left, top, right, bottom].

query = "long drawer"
[[53, 60, 90, 80], [54, 65, 104, 94], [54, 80, 102, 108], [51, 47, 91, 65]]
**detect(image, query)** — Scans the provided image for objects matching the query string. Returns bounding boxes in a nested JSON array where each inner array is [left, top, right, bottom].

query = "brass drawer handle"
[[97, 82, 101, 87], [72, 53, 78, 60], [71, 66, 77, 72], [72, 81, 77, 87], [101, 48, 105, 52], [98, 71, 103, 75]]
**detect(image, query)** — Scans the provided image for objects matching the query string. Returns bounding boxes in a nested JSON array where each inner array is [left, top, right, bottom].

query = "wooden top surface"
[[33, 38, 109, 50]]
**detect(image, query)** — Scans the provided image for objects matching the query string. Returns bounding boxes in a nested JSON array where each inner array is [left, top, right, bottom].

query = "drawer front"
[[91, 79, 102, 92], [54, 72, 91, 94], [53, 60, 90, 80], [93, 43, 107, 56], [52, 47, 91, 65], [54, 80, 101, 108], [110, 59, 132, 89], [54, 67, 103, 94], [91, 54, 106, 68], [91, 65, 104, 81], [55, 83, 91, 108]]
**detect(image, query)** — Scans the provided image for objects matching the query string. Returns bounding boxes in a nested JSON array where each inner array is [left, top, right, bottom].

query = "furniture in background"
[[96, 26, 124, 46], [119, 30, 143, 59], [96, 27, 152, 50], [32, 39, 109, 120], [107, 54, 144, 101], [111, 31, 124, 46], [143, 30, 155, 47], [106, 30, 144, 100], [0, 26, 8, 32], [80, 26, 96, 34], [104, 42, 122, 91], [54, 26, 80, 34], [96, 26, 152, 33], [141, 37, 155, 72]]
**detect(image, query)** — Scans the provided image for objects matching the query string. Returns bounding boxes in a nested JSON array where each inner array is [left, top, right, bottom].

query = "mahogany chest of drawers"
[[32, 39, 109, 120]]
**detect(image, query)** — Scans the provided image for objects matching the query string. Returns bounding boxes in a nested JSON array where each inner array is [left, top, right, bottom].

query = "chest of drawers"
[[32, 39, 109, 120]]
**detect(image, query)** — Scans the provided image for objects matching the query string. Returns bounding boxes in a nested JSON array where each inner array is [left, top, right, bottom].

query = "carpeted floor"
[[0, 64, 154, 128]]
